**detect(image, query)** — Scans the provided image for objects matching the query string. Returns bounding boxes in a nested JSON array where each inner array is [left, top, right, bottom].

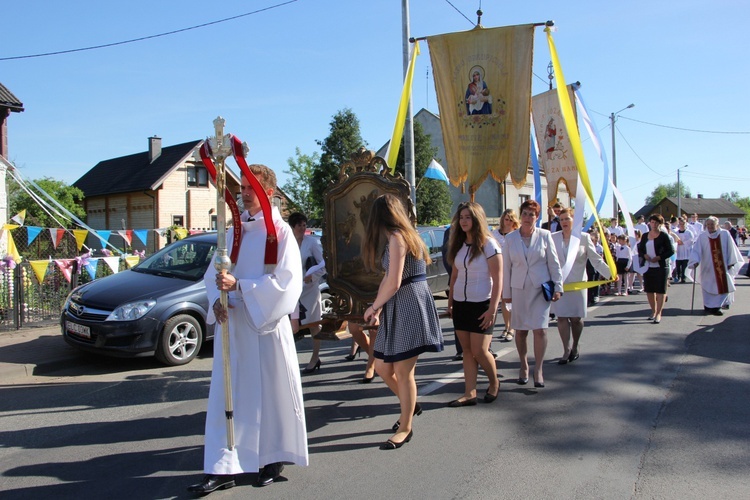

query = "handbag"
[[541, 280, 555, 301]]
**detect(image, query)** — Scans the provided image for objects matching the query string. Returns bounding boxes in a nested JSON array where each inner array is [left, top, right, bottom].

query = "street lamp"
[[611, 103, 635, 219], [677, 164, 688, 216]]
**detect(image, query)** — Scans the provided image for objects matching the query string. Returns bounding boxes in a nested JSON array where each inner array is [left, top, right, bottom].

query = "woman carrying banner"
[[362, 194, 443, 450], [445, 202, 502, 407], [502, 200, 563, 388], [551, 208, 612, 364]]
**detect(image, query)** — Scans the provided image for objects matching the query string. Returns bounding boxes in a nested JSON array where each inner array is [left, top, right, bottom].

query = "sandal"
[[504, 331, 514, 342]]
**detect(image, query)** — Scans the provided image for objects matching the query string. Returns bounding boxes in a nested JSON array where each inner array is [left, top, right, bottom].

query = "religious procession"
[[2, 4, 748, 499], [178, 22, 747, 496]]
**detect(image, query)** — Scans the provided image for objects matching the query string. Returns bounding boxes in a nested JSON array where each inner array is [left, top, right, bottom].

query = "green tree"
[[311, 108, 366, 217], [282, 147, 321, 220], [393, 121, 452, 225], [645, 181, 691, 206], [721, 191, 750, 219], [7, 175, 86, 228]]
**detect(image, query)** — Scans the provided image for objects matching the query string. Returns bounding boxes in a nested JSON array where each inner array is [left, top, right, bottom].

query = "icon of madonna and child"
[[464, 65, 493, 115]]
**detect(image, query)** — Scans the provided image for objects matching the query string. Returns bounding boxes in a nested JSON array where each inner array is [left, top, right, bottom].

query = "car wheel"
[[321, 293, 334, 315], [156, 314, 203, 366]]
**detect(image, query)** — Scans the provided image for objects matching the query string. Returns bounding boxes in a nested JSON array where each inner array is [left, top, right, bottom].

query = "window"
[[518, 194, 530, 207], [187, 166, 209, 187], [173, 215, 184, 227]]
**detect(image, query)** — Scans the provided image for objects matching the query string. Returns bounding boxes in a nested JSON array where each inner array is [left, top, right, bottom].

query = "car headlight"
[[106, 300, 156, 321]]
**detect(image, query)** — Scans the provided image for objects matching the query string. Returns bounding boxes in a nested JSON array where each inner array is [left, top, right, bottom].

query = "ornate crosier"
[[208, 116, 236, 451]]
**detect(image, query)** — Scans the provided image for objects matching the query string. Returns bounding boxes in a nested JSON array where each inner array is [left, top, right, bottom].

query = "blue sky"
[[2, 0, 748, 218]]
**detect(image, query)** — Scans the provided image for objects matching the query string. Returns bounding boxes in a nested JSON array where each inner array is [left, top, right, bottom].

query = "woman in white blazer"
[[551, 208, 612, 365], [502, 200, 563, 388]]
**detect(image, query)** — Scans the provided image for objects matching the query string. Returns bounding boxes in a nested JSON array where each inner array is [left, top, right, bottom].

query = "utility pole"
[[402, 0, 416, 207], [610, 103, 635, 219]]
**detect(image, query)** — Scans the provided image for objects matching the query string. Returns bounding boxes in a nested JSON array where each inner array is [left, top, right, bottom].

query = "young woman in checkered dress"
[[362, 194, 444, 450]]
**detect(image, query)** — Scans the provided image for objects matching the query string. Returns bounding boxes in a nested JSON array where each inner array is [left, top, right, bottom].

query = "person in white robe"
[[189, 166, 307, 495], [688, 216, 743, 316]]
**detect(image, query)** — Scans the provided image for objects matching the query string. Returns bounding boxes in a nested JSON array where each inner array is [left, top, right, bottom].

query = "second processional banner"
[[427, 24, 535, 193], [532, 85, 578, 201]]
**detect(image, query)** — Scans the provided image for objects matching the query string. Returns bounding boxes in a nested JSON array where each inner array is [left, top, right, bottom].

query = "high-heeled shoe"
[[392, 403, 422, 431], [360, 371, 375, 384], [380, 430, 413, 450], [302, 359, 321, 374], [534, 376, 545, 388], [344, 346, 361, 361], [516, 377, 529, 385]]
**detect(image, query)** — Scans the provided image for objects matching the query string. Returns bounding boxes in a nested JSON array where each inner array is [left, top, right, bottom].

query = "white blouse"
[[452, 238, 501, 302]]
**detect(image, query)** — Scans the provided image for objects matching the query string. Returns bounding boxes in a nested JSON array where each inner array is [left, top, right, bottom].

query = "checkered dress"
[[373, 244, 444, 362]]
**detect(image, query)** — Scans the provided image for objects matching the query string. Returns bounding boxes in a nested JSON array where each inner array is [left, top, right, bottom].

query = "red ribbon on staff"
[[229, 135, 278, 270], [199, 143, 242, 264], [199, 137, 278, 270]]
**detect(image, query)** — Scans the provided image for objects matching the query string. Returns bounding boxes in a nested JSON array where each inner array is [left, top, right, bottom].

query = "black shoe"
[[452, 353, 463, 361], [489, 348, 499, 359], [302, 359, 321, 374], [360, 374, 375, 384], [392, 402, 423, 431], [516, 377, 529, 385], [187, 474, 236, 494], [712, 309, 724, 316], [484, 385, 499, 403], [568, 349, 579, 363], [447, 397, 477, 407], [256, 462, 284, 487], [380, 430, 413, 450], [557, 358, 568, 365], [534, 379, 545, 388], [344, 346, 361, 361]]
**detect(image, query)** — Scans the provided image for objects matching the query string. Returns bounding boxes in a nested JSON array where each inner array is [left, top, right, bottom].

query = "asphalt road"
[[1, 274, 749, 499]]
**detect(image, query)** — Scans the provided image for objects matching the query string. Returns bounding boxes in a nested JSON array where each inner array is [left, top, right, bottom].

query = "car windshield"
[[133, 239, 216, 280]]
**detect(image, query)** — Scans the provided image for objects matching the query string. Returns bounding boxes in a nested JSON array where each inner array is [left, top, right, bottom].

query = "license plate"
[[67, 321, 91, 339]]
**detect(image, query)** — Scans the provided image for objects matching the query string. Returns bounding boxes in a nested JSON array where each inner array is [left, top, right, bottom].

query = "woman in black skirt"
[[445, 202, 502, 406], [637, 214, 675, 324]]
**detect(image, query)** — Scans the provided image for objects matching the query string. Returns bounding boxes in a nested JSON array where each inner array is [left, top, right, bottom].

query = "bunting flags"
[[55, 259, 75, 283], [30, 260, 51, 283], [84, 258, 99, 280], [10, 210, 26, 226], [73, 230, 88, 251], [428, 24, 535, 194], [49, 228, 65, 249], [26, 226, 43, 246], [118, 230, 133, 246], [133, 229, 148, 246]]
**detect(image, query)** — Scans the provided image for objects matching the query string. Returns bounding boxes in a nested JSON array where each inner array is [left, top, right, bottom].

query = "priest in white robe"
[[189, 166, 307, 495], [688, 216, 743, 316]]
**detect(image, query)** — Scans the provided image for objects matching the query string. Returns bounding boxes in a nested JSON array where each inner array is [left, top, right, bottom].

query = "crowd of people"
[[188, 159, 746, 496]]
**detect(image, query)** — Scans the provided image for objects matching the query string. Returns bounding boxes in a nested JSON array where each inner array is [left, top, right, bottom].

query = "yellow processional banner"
[[532, 85, 578, 202], [427, 24, 535, 194]]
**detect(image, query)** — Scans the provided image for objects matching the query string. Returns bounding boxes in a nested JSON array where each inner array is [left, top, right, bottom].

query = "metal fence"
[[1, 227, 132, 331]]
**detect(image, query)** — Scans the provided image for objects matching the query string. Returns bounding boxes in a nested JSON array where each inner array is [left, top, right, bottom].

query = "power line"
[[444, 0, 475, 26], [0, 1, 297, 61], [619, 115, 750, 135]]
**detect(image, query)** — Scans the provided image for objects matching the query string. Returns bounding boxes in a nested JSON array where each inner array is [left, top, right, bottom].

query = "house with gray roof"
[[633, 196, 745, 226]]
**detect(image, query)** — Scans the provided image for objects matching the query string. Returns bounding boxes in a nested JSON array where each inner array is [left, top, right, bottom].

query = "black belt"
[[400, 274, 426, 288]]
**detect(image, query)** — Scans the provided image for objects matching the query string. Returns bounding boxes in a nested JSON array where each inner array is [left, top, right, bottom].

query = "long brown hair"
[[447, 202, 491, 266], [361, 194, 430, 271]]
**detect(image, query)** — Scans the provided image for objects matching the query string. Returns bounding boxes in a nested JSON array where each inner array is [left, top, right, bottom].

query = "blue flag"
[[424, 159, 450, 184]]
